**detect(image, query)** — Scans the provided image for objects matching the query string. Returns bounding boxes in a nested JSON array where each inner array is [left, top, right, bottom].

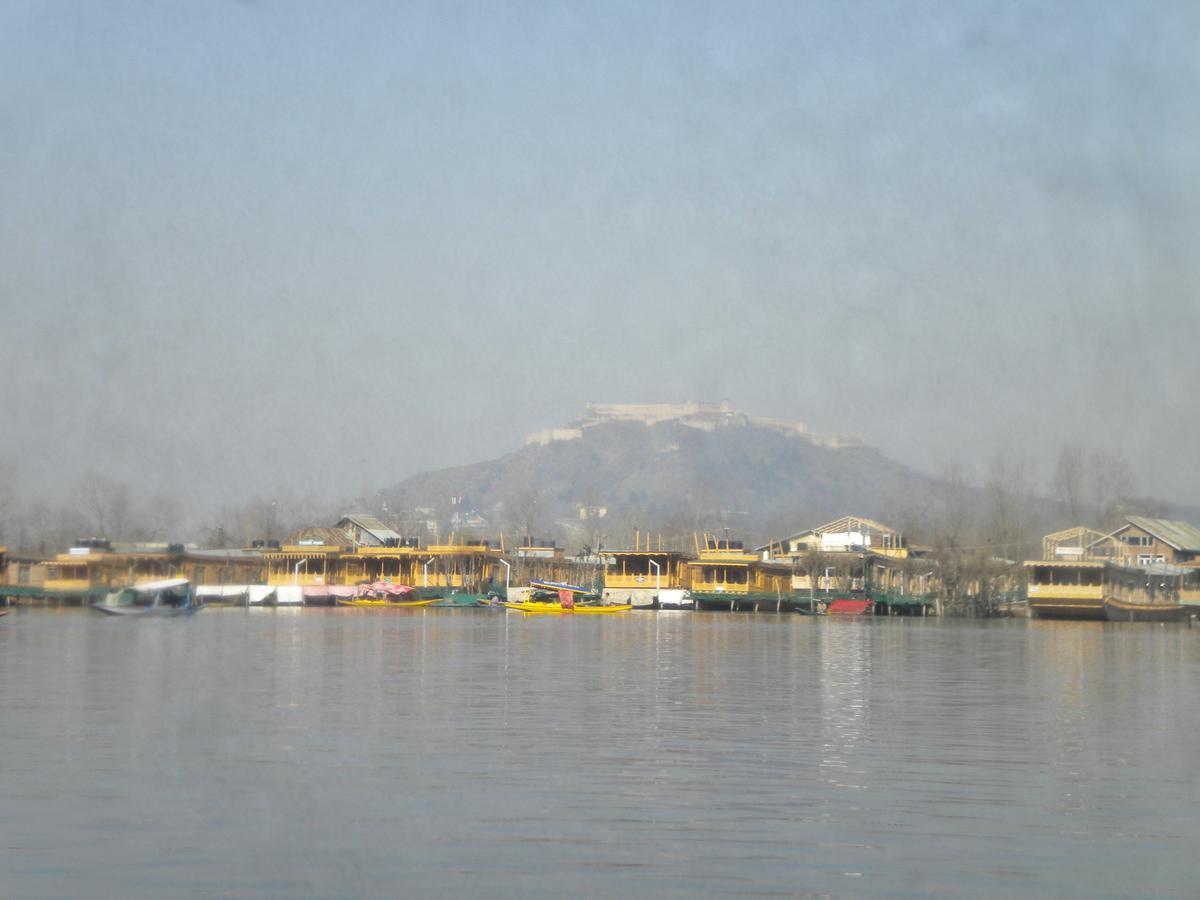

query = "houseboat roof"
[[184, 548, 263, 560], [336, 514, 402, 544], [608, 549, 686, 557], [291, 526, 356, 548], [756, 515, 901, 553], [1116, 517, 1200, 553], [1024, 559, 1106, 568], [1138, 561, 1196, 577], [1043, 525, 1106, 544]]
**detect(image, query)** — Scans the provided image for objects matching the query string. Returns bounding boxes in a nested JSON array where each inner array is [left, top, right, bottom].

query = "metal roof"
[[1139, 561, 1196, 577], [1122, 516, 1200, 553], [184, 548, 263, 560], [337, 514, 402, 543], [608, 549, 686, 557], [756, 515, 901, 553], [292, 526, 355, 548]]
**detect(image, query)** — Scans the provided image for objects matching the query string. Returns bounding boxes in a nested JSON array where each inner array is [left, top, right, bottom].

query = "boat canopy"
[[195, 585, 250, 599], [247, 586, 277, 605], [530, 580, 592, 595], [131, 578, 190, 592]]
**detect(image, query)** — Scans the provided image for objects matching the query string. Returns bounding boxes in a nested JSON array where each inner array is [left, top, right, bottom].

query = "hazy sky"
[[3, 1, 1198, 518]]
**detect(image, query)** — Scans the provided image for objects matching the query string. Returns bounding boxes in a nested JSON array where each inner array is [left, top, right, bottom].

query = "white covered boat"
[[92, 578, 200, 617]]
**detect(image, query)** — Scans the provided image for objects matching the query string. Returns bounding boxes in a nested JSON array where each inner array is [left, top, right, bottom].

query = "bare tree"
[[1052, 443, 1087, 523], [0, 478, 12, 545], [137, 491, 182, 542], [509, 485, 542, 540], [802, 547, 832, 599], [982, 451, 1038, 561], [1088, 451, 1135, 530], [77, 472, 132, 539], [932, 462, 976, 548]]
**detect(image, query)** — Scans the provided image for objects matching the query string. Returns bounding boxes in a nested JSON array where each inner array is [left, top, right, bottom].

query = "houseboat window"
[[1081, 569, 1101, 586], [1125, 535, 1152, 547], [625, 558, 649, 576]]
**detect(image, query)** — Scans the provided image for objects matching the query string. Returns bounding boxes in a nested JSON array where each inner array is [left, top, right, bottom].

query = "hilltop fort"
[[525, 401, 863, 450]]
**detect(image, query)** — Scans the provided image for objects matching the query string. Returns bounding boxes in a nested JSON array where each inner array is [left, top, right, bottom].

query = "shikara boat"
[[92, 578, 201, 617], [427, 593, 499, 608], [827, 598, 874, 616], [336, 597, 438, 608], [506, 580, 629, 613], [333, 581, 435, 607], [1103, 597, 1188, 623], [502, 600, 632, 614]]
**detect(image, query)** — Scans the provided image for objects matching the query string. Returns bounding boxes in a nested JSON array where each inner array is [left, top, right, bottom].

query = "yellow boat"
[[501, 601, 632, 615], [336, 598, 438, 608]]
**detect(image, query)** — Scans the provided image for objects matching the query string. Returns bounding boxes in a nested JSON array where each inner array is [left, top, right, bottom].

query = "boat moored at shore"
[[91, 578, 200, 617], [1102, 597, 1189, 623]]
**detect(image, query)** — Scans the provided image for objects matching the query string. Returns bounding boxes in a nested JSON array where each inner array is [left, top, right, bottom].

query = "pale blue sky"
[[3, 1, 1198, 514]]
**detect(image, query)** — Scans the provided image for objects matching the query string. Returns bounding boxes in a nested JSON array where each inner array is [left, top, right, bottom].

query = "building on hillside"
[[1098, 516, 1200, 567], [526, 401, 862, 449]]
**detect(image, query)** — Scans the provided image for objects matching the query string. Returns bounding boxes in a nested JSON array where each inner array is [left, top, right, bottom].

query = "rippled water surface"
[[1, 608, 1197, 897]]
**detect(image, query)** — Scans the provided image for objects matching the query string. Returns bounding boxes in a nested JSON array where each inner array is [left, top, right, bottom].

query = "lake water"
[[1, 608, 1197, 898]]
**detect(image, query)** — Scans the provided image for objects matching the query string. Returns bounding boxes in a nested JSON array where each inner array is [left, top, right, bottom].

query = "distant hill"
[[377, 409, 942, 548], [368, 402, 1198, 553]]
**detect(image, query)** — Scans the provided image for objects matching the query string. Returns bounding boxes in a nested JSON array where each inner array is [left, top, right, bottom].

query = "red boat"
[[827, 598, 873, 616]]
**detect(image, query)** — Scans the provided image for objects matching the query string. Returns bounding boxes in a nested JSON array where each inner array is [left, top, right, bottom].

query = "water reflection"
[[0, 610, 1197, 897]]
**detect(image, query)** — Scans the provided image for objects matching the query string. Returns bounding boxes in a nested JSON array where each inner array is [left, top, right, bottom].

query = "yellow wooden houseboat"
[[1024, 560, 1106, 619], [758, 516, 933, 614], [687, 535, 800, 612], [602, 538, 690, 609], [414, 539, 505, 598], [1023, 557, 1198, 621], [264, 539, 350, 588]]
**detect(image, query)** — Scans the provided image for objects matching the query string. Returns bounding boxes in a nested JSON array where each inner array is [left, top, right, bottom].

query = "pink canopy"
[[363, 581, 415, 598]]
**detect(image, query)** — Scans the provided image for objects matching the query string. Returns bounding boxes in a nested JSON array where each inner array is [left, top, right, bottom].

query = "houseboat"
[[602, 542, 691, 609], [687, 535, 805, 612], [1025, 558, 1197, 622], [1024, 560, 1106, 619]]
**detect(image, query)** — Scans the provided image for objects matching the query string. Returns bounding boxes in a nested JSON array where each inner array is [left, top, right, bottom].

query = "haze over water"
[[3, 2, 1199, 518], [2, 609, 1196, 898]]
